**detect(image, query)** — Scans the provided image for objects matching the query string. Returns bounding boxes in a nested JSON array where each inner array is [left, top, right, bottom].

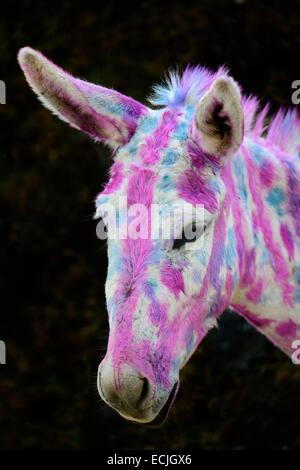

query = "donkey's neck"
[[228, 137, 300, 356]]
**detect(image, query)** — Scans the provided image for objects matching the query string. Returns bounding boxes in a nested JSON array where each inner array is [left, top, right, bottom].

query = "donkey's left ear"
[[18, 47, 147, 149], [194, 76, 244, 163]]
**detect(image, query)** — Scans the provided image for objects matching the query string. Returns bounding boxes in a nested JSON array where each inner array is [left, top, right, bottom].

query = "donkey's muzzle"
[[97, 361, 155, 423]]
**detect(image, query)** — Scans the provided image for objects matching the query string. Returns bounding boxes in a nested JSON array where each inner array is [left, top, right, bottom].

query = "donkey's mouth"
[[146, 381, 179, 427]]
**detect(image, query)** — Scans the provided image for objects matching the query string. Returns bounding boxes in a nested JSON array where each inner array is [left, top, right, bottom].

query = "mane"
[[149, 66, 300, 157]]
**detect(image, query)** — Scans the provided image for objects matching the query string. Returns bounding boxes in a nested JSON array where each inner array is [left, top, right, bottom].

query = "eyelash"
[[172, 223, 207, 250]]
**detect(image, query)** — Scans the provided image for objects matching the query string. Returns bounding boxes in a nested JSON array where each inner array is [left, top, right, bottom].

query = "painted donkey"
[[18, 47, 300, 424]]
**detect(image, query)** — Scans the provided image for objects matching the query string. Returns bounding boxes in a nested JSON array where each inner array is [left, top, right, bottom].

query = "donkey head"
[[18, 48, 244, 423]]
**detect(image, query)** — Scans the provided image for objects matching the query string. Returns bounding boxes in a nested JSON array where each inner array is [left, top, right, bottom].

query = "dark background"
[[1, 0, 300, 449]]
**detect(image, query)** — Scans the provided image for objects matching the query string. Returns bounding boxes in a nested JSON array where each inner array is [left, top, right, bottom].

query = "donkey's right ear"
[[193, 75, 244, 164], [18, 47, 147, 149]]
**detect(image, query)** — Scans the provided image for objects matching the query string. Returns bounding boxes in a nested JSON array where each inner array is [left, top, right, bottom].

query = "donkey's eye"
[[172, 223, 207, 250]]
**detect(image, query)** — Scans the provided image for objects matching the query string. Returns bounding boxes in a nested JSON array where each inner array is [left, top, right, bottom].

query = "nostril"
[[99, 362, 152, 414], [137, 377, 149, 406]]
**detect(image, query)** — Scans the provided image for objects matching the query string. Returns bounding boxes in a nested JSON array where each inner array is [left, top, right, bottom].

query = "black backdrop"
[[1, 0, 300, 449]]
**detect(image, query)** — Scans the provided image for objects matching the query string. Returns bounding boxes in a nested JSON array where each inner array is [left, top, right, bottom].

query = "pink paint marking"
[[20, 49, 147, 146], [187, 138, 221, 171], [259, 160, 276, 188], [71, 75, 146, 143], [177, 169, 218, 213], [280, 223, 295, 261], [161, 260, 185, 298], [108, 291, 139, 390], [127, 165, 157, 209], [140, 110, 180, 165], [232, 304, 272, 328], [276, 319, 298, 338], [148, 302, 167, 328], [246, 278, 264, 303], [108, 167, 157, 389], [241, 248, 256, 287], [242, 146, 294, 307]]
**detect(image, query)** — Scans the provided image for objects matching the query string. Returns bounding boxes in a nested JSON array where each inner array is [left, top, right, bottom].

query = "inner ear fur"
[[195, 76, 244, 160]]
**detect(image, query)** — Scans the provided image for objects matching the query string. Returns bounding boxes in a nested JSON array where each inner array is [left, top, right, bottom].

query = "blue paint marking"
[[138, 116, 158, 133], [115, 209, 120, 227], [225, 229, 239, 284], [286, 160, 300, 233], [96, 195, 109, 207], [210, 242, 225, 290], [260, 248, 270, 267], [197, 249, 206, 266], [116, 211, 128, 229], [192, 268, 201, 284], [162, 149, 177, 166], [107, 260, 121, 279], [267, 187, 285, 216], [225, 228, 236, 267], [148, 249, 163, 264], [185, 329, 195, 355], [233, 154, 248, 207], [172, 358, 181, 374], [173, 121, 188, 141], [251, 143, 268, 165], [295, 288, 300, 303], [158, 174, 174, 192], [185, 105, 195, 118], [159, 205, 174, 217], [107, 297, 118, 321], [144, 279, 167, 325], [208, 179, 221, 193], [172, 88, 188, 106], [254, 231, 259, 243], [107, 243, 122, 278], [127, 143, 138, 154], [92, 97, 124, 117], [144, 279, 157, 301], [294, 266, 300, 303], [150, 85, 172, 106]]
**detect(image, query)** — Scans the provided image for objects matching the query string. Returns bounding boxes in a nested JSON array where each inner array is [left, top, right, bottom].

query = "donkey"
[[18, 47, 300, 424]]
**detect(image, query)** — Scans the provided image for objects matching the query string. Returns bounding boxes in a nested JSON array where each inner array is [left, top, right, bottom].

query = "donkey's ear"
[[194, 75, 244, 162], [18, 47, 147, 149]]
